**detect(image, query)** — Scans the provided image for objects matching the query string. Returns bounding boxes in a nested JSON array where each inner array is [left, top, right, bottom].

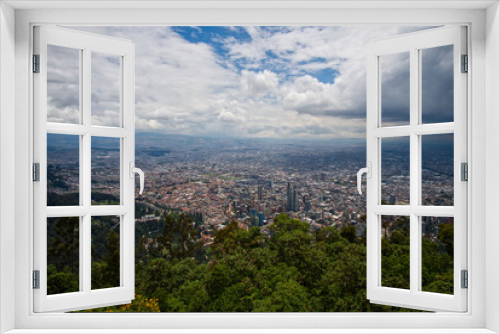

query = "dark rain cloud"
[[380, 45, 454, 124], [421, 45, 454, 123]]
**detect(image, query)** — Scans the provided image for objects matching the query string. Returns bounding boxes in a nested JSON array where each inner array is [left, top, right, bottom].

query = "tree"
[[48, 217, 79, 275], [340, 225, 357, 243], [438, 222, 454, 257], [47, 217, 79, 294], [212, 221, 265, 256], [103, 229, 120, 288], [47, 264, 78, 295], [158, 213, 203, 260]]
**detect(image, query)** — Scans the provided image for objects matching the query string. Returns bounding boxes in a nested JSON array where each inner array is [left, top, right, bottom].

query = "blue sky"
[[48, 26, 451, 139]]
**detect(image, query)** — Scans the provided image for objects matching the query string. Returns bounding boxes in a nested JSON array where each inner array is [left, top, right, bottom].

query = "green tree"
[[47, 217, 79, 294], [158, 213, 203, 260], [103, 230, 120, 288], [340, 225, 357, 243], [48, 217, 79, 275], [438, 222, 454, 257]]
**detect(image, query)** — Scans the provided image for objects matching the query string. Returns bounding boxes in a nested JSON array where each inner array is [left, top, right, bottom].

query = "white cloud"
[[51, 25, 431, 139], [218, 110, 237, 122], [241, 70, 278, 96]]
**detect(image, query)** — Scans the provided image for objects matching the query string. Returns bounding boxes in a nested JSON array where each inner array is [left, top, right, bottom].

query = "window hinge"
[[461, 270, 468, 289], [33, 270, 40, 289], [33, 163, 40, 182], [461, 162, 468, 181], [33, 54, 40, 73], [461, 54, 468, 73]]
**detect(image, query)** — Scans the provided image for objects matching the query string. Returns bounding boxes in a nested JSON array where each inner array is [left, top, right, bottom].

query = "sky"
[[47, 26, 453, 139]]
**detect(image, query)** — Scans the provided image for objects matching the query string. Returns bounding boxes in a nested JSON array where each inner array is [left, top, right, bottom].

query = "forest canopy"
[[47, 197, 454, 312]]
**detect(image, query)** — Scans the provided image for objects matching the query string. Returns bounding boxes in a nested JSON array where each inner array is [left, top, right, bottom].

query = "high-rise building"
[[286, 183, 300, 212], [293, 190, 299, 212], [250, 209, 259, 227], [389, 194, 397, 205], [258, 212, 264, 226], [304, 195, 311, 212], [258, 185, 263, 201], [286, 182, 293, 212]]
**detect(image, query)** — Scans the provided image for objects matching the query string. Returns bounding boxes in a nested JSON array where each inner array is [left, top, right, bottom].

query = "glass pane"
[[47, 45, 80, 124], [381, 215, 410, 290], [421, 134, 454, 206], [421, 45, 454, 124], [421, 216, 454, 294], [47, 134, 80, 206], [381, 137, 410, 205], [47, 217, 79, 295], [91, 52, 121, 127], [381, 52, 410, 127], [91, 216, 121, 290], [91, 137, 120, 205]]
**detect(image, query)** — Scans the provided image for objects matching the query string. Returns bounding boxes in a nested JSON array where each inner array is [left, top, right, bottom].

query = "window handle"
[[129, 162, 145, 195], [357, 162, 371, 195]]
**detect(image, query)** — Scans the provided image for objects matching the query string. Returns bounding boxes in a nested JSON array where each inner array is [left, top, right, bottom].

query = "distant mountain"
[[47, 131, 455, 154]]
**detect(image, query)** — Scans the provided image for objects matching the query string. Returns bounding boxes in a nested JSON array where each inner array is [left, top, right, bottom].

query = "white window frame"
[[365, 26, 468, 312], [1, 2, 499, 333], [33, 25, 136, 312]]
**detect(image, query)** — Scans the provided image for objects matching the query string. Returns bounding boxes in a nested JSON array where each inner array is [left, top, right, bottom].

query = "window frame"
[[3, 3, 496, 333], [365, 26, 468, 312], [32, 25, 136, 312]]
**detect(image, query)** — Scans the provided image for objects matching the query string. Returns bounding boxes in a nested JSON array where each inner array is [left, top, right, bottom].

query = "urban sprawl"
[[47, 134, 455, 245]]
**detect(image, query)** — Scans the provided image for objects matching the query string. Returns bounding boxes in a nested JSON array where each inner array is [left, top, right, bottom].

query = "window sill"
[[4, 330, 498, 334]]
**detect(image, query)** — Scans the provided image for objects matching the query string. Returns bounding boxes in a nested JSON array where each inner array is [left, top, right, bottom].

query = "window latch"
[[357, 162, 371, 195], [129, 162, 145, 195]]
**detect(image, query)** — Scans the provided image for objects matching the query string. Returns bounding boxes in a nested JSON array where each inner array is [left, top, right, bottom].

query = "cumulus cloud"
[[241, 69, 278, 96], [218, 110, 237, 122], [49, 25, 438, 139], [47, 45, 80, 124]]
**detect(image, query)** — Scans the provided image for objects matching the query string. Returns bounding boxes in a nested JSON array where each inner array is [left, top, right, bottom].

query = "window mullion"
[[409, 47, 420, 294], [82, 47, 92, 294]]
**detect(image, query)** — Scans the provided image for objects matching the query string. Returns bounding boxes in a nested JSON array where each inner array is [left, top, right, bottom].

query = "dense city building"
[[47, 134, 453, 247]]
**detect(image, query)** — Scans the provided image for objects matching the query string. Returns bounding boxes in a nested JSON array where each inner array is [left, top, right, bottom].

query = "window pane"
[[381, 52, 410, 127], [381, 137, 410, 205], [381, 215, 410, 290], [421, 45, 454, 124], [47, 217, 80, 295], [421, 134, 454, 206], [91, 137, 120, 205], [91, 216, 121, 290], [421, 216, 454, 294], [47, 134, 80, 206], [91, 52, 121, 127], [47, 45, 80, 124]]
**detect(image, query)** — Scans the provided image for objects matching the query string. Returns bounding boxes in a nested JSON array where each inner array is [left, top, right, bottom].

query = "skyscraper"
[[389, 194, 397, 205], [251, 209, 258, 227], [293, 189, 299, 212], [258, 212, 264, 226], [258, 185, 263, 201], [287, 182, 293, 212], [304, 195, 311, 212]]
